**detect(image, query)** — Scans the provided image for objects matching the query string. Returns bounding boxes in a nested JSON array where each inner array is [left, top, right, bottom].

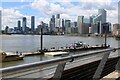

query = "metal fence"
[[0, 47, 120, 79]]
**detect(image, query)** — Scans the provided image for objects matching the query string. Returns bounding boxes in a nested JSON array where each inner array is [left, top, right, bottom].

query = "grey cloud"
[[81, 2, 117, 10]]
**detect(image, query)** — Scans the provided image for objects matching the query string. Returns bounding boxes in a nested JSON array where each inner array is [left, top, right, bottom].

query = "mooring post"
[[105, 32, 107, 47], [41, 27, 43, 51], [40, 22, 43, 54], [105, 24, 109, 47], [105, 31, 107, 47]]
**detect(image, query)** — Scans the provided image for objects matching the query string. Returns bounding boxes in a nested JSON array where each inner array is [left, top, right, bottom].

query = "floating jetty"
[[20, 41, 110, 56], [66, 44, 110, 52], [22, 52, 41, 56], [44, 52, 68, 56], [41, 42, 109, 52]]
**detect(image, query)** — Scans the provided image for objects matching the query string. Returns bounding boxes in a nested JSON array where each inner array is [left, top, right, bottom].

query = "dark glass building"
[[31, 16, 35, 33], [56, 14, 60, 19], [18, 20, 21, 32], [22, 17, 27, 34]]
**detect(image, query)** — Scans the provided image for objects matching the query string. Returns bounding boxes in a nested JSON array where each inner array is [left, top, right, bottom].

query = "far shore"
[[0, 33, 115, 38], [64, 34, 114, 38]]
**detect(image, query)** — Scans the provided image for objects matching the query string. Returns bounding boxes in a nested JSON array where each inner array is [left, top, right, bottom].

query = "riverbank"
[[64, 33, 114, 38], [0, 33, 114, 37]]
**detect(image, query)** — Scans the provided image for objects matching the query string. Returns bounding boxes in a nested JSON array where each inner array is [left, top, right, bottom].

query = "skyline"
[[0, 0, 119, 29]]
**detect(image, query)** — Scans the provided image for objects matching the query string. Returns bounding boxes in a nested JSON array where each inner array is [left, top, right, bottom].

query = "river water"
[[0, 35, 119, 68]]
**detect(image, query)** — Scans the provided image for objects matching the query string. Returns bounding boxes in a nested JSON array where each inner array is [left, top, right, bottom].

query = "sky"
[[0, 0, 119, 29]]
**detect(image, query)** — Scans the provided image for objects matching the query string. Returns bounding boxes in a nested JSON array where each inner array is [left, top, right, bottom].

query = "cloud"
[[80, 2, 117, 10], [107, 10, 118, 23], [1, 0, 34, 2], [2, 8, 48, 30], [31, 0, 66, 15], [2, 8, 23, 29], [32, 0, 118, 23], [2, 0, 119, 30], [58, 2, 74, 8], [61, 14, 70, 19]]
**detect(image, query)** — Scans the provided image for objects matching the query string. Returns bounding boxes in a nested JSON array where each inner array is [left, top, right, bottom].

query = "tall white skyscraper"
[[55, 14, 62, 28], [55, 18, 62, 28], [54, 14, 63, 33]]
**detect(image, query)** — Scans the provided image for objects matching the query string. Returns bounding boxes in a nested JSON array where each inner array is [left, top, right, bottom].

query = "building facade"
[[92, 9, 107, 34], [77, 16, 84, 34], [0, 10, 1, 34], [22, 17, 27, 34], [31, 16, 35, 33], [71, 22, 78, 33], [49, 15, 55, 33], [65, 20, 71, 34], [118, 1, 120, 23], [17, 20, 21, 33], [113, 24, 120, 36]]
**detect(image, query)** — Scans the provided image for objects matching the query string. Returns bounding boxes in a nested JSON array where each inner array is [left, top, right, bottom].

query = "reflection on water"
[[0, 35, 119, 68]]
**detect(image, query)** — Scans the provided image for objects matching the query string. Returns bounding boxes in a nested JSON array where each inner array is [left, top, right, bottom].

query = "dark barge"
[[36, 42, 110, 54]]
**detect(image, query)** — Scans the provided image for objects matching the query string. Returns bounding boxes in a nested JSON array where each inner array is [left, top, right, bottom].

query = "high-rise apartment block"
[[65, 20, 71, 34], [92, 9, 107, 34], [31, 16, 35, 33], [118, 1, 120, 23], [0, 10, 1, 34], [18, 20, 21, 31], [77, 16, 84, 34], [22, 17, 27, 34], [49, 15, 55, 32]]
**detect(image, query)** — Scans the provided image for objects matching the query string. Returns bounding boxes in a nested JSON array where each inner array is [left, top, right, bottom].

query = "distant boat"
[[0, 51, 24, 62], [66, 41, 110, 52]]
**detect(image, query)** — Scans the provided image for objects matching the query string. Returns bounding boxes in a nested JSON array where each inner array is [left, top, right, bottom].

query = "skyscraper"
[[77, 16, 84, 34], [0, 10, 1, 34], [51, 15, 55, 29], [31, 16, 35, 33], [55, 18, 62, 28], [55, 14, 62, 32], [93, 9, 107, 34], [93, 9, 106, 24], [50, 15, 55, 32], [62, 19, 65, 33], [22, 17, 27, 34], [118, 1, 120, 23], [98, 9, 106, 23], [56, 14, 60, 19], [50, 19, 54, 32], [18, 20, 21, 32], [65, 20, 71, 34]]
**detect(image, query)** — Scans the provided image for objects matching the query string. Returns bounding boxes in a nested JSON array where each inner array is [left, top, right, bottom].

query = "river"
[[0, 35, 120, 68]]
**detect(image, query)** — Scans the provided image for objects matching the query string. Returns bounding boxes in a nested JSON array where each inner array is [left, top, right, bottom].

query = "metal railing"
[[1, 47, 120, 79]]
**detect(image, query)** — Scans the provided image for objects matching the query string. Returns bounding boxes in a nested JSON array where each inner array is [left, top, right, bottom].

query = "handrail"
[[1, 47, 120, 76]]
